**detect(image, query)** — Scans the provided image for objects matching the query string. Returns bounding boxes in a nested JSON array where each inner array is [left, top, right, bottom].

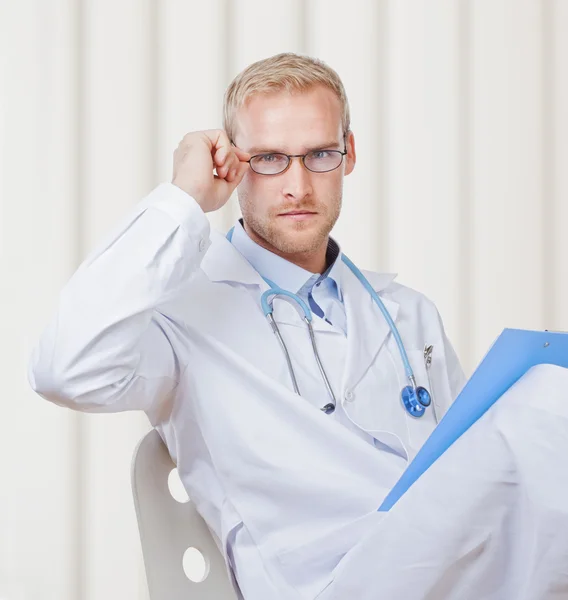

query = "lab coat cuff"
[[147, 182, 212, 254]]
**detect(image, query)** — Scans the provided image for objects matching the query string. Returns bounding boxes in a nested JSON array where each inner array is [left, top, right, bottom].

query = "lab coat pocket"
[[276, 509, 384, 600]]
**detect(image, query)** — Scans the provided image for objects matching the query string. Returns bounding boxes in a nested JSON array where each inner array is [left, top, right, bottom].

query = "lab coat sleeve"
[[28, 182, 211, 416]]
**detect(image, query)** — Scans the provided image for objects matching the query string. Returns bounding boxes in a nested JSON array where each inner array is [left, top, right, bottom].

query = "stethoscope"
[[227, 228, 432, 418]]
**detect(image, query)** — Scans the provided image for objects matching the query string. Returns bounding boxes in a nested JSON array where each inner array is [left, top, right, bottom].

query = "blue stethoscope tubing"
[[226, 228, 431, 418]]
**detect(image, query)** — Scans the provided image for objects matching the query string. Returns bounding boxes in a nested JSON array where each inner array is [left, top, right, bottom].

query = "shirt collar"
[[320, 246, 343, 301], [230, 220, 342, 297]]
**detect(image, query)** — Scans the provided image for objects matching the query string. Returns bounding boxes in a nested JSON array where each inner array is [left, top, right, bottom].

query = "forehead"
[[233, 86, 343, 151]]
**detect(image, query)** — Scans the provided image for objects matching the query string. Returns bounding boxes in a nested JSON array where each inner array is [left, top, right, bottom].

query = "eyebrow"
[[247, 140, 342, 155]]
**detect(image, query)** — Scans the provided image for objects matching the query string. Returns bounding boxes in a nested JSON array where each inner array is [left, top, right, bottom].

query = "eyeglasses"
[[246, 144, 348, 176]]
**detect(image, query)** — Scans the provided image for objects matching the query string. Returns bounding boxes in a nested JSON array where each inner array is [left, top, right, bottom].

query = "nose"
[[281, 156, 313, 201]]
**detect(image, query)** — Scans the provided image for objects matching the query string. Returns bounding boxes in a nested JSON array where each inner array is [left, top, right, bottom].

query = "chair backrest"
[[131, 429, 238, 600]]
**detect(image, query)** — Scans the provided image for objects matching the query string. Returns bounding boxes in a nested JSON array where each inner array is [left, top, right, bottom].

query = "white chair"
[[131, 429, 238, 600]]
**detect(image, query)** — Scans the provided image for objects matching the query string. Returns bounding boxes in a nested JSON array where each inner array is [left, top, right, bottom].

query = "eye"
[[310, 150, 332, 160], [258, 153, 285, 163]]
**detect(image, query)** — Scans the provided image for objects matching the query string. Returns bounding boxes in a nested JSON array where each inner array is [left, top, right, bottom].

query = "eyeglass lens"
[[250, 150, 344, 175]]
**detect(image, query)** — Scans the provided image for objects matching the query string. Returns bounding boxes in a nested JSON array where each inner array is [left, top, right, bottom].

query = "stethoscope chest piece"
[[401, 385, 432, 418]]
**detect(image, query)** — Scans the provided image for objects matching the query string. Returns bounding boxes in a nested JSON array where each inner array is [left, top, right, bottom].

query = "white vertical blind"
[[1, 1, 566, 598], [550, 0, 568, 332], [382, 0, 465, 356], [79, 1, 157, 598], [469, 0, 546, 361], [1, 2, 79, 599], [157, 0, 230, 231]]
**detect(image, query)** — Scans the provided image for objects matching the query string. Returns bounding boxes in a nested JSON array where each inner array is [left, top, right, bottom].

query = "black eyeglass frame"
[[231, 134, 349, 176]]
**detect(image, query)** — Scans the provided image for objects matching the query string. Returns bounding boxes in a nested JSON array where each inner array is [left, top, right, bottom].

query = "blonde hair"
[[223, 52, 351, 142]]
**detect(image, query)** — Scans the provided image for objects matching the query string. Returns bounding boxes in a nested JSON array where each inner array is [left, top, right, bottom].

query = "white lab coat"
[[317, 363, 568, 600], [29, 183, 470, 599]]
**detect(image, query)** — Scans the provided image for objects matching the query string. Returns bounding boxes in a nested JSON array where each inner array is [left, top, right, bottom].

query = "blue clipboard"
[[378, 328, 568, 512]]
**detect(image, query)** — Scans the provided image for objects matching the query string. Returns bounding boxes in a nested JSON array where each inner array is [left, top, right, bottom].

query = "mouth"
[[278, 210, 318, 222]]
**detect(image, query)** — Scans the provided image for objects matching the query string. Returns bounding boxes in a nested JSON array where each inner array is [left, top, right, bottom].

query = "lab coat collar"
[[202, 230, 398, 340], [203, 228, 347, 333], [202, 231, 332, 330], [203, 227, 340, 288], [202, 230, 266, 287], [341, 265, 399, 394]]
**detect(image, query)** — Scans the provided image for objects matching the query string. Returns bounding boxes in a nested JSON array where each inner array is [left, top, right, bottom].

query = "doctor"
[[29, 53, 467, 599]]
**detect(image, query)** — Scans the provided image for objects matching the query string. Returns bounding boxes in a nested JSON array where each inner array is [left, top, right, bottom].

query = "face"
[[232, 86, 356, 259]]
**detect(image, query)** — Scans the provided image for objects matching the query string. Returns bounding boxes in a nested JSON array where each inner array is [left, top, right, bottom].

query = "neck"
[[244, 223, 328, 274]]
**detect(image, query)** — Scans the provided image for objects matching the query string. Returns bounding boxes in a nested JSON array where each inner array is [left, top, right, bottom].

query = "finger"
[[224, 166, 236, 183], [206, 129, 232, 155], [226, 160, 242, 182], [216, 155, 233, 178], [210, 128, 231, 147], [196, 129, 229, 163], [232, 161, 250, 186], [213, 145, 228, 168], [219, 153, 240, 178], [223, 161, 248, 188], [232, 146, 251, 162], [214, 145, 240, 172], [229, 153, 241, 175], [214, 172, 242, 201]]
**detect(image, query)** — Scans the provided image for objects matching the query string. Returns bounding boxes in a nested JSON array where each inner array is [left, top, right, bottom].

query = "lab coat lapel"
[[341, 263, 398, 394], [201, 231, 265, 287], [201, 232, 332, 332]]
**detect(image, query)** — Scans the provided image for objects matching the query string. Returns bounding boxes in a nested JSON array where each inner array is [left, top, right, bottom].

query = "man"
[[31, 53, 568, 600]]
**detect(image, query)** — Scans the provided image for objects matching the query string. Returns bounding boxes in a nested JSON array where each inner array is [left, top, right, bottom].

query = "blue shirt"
[[230, 221, 347, 334]]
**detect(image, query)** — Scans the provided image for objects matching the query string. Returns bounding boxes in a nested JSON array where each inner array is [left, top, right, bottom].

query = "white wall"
[[1, 1, 566, 598]]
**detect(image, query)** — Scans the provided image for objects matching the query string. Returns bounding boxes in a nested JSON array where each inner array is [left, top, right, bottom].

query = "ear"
[[344, 130, 356, 176]]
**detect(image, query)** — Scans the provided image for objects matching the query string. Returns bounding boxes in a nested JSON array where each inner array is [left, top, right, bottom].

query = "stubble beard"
[[239, 190, 343, 256]]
